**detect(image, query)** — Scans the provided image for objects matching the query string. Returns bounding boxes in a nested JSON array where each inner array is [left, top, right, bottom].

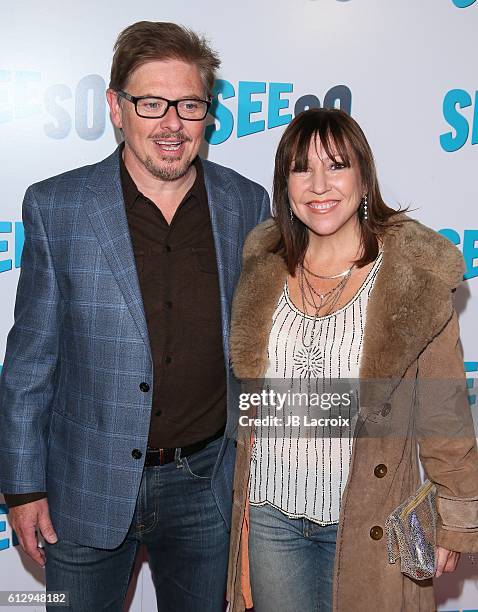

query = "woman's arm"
[[417, 308, 478, 552]]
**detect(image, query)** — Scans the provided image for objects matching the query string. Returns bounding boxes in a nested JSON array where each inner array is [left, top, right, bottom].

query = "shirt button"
[[165, 301, 172, 309], [131, 449, 142, 460], [139, 382, 150, 392], [165, 356, 172, 364], [165, 245, 171, 252], [155, 410, 162, 417], [370, 526, 383, 541], [374, 464, 387, 478]]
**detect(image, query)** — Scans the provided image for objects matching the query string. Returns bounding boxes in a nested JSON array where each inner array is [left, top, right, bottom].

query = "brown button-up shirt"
[[121, 155, 227, 449]]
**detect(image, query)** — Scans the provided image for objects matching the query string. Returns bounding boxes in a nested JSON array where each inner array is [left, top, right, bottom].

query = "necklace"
[[301, 270, 351, 303], [302, 262, 354, 280], [296, 263, 354, 350]]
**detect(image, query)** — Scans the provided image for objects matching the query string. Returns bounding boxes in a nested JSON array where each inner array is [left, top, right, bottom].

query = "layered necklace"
[[297, 260, 355, 350]]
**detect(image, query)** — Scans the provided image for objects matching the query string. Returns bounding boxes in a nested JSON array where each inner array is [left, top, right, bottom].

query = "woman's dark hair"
[[272, 108, 404, 274]]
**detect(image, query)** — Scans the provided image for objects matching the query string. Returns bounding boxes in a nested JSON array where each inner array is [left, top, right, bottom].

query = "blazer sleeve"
[[416, 307, 478, 552], [0, 185, 63, 495]]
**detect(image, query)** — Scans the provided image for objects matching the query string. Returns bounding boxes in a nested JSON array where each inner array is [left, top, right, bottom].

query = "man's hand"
[[435, 546, 460, 578], [9, 498, 58, 567]]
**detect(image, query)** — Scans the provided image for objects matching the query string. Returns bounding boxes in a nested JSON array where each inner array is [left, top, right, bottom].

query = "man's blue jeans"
[[44, 436, 229, 611], [249, 503, 338, 612]]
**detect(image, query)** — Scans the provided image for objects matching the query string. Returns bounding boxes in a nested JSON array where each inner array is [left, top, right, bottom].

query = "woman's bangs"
[[288, 118, 353, 172], [319, 121, 352, 167]]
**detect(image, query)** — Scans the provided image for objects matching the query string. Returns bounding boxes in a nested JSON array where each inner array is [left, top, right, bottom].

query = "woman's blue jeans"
[[249, 503, 338, 612]]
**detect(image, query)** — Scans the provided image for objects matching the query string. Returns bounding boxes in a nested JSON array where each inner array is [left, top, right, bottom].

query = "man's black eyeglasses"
[[116, 90, 211, 121]]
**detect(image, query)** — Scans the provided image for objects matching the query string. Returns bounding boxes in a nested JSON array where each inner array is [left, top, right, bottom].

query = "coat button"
[[139, 382, 150, 392], [370, 526, 383, 540], [374, 464, 387, 478], [381, 402, 392, 417], [131, 449, 142, 459]]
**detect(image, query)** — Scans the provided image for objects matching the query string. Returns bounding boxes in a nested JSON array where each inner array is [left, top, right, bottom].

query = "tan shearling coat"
[[227, 216, 478, 612]]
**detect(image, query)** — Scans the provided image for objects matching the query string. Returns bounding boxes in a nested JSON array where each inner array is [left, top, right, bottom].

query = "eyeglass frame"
[[115, 89, 211, 121]]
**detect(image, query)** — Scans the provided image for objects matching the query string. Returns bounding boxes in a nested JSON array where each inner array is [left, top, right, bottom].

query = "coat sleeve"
[[0, 185, 63, 494], [416, 307, 478, 552]]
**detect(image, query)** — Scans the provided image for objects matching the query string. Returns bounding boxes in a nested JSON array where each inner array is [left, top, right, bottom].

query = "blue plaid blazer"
[[0, 148, 270, 548]]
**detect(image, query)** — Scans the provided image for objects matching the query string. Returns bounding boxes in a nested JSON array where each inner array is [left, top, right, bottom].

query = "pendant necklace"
[[297, 262, 354, 352]]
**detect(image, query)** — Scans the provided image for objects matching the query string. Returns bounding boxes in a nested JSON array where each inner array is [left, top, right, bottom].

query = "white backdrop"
[[1, 0, 477, 610]]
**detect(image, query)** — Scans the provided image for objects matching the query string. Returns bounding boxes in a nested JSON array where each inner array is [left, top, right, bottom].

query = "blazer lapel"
[[83, 149, 151, 355], [203, 160, 241, 363]]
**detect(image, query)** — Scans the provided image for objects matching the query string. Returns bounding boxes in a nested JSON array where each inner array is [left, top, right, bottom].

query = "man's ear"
[[106, 89, 123, 130]]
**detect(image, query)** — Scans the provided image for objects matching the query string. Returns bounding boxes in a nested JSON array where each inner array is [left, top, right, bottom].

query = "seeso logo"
[[452, 0, 476, 6], [438, 229, 477, 280], [0, 70, 352, 144], [440, 89, 477, 152], [0, 70, 107, 140], [206, 80, 352, 145], [0, 222, 24, 273], [465, 362, 477, 407], [0, 505, 19, 551]]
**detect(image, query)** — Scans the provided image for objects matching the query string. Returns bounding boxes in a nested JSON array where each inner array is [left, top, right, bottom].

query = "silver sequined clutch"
[[385, 480, 437, 580]]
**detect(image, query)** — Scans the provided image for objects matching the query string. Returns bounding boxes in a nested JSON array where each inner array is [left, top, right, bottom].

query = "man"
[[0, 21, 270, 611]]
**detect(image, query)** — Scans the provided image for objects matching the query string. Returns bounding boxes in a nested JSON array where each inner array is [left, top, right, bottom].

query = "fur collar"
[[230, 216, 464, 403]]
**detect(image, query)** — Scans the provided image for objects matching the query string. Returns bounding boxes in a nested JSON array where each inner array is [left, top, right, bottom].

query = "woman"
[[226, 109, 478, 612]]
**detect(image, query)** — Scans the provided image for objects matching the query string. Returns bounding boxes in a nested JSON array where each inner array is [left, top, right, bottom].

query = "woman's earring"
[[361, 195, 368, 221], [289, 206, 294, 222]]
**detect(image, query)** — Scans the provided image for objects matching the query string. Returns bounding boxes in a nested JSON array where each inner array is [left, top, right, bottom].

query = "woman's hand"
[[435, 546, 460, 577]]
